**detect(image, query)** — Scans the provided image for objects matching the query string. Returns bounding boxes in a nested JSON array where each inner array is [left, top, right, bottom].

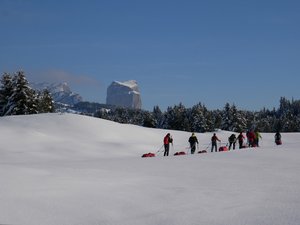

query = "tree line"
[[0, 71, 54, 116], [95, 98, 300, 133]]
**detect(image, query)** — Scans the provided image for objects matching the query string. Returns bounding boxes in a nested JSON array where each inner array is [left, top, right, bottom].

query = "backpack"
[[229, 134, 236, 142], [275, 133, 281, 141]]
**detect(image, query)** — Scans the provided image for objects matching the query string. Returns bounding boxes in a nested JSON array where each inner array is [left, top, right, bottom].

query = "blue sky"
[[0, 0, 299, 111]]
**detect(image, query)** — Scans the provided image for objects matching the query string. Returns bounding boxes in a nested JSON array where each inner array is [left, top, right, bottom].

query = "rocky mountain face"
[[30, 82, 83, 105], [106, 80, 142, 109]]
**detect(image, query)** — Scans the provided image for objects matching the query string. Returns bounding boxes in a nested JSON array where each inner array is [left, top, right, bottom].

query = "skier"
[[228, 134, 237, 150], [211, 133, 221, 152], [275, 131, 282, 145], [188, 132, 199, 154], [237, 132, 245, 149], [163, 133, 173, 156]]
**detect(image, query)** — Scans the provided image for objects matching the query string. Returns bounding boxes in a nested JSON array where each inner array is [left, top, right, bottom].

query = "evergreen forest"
[[95, 98, 300, 133]]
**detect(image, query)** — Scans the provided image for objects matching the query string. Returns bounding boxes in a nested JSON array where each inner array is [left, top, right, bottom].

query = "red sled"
[[174, 151, 186, 156], [141, 152, 155, 158], [219, 146, 228, 152], [198, 150, 207, 154], [275, 140, 282, 145]]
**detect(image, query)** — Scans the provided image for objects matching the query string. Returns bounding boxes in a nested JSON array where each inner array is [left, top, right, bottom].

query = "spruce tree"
[[5, 71, 37, 115], [190, 103, 207, 132], [38, 89, 55, 113], [0, 73, 14, 116], [142, 111, 155, 128], [152, 105, 164, 128], [221, 103, 232, 131], [164, 103, 188, 131]]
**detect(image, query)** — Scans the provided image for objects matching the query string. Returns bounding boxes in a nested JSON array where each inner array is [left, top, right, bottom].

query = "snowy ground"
[[0, 113, 299, 225]]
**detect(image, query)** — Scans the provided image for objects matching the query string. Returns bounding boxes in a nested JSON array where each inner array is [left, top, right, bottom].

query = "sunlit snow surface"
[[0, 113, 299, 225]]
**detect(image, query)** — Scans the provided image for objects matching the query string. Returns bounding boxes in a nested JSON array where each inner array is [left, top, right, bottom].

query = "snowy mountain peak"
[[51, 82, 71, 93], [106, 80, 142, 109], [115, 80, 139, 91], [30, 82, 82, 105]]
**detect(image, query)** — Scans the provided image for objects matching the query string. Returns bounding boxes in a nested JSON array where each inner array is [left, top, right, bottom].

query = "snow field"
[[0, 113, 299, 225]]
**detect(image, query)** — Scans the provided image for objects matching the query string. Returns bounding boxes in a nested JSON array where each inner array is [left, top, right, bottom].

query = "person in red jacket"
[[248, 130, 256, 147], [211, 133, 221, 152], [163, 133, 173, 156]]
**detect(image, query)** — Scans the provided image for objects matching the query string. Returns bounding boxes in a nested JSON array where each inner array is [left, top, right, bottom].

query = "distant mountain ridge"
[[30, 82, 83, 105], [31, 80, 143, 114]]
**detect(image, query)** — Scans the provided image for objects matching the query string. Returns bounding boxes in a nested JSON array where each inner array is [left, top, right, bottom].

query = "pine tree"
[[152, 105, 164, 128], [0, 73, 14, 116], [232, 106, 247, 132], [211, 110, 222, 130], [221, 103, 247, 132], [204, 110, 215, 132], [5, 71, 37, 115], [27, 88, 39, 114], [38, 89, 55, 113], [190, 103, 207, 132], [221, 103, 232, 131], [164, 103, 189, 131], [142, 111, 155, 128]]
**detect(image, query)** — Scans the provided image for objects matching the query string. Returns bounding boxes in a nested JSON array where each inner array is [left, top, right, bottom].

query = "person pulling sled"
[[163, 133, 173, 156], [237, 132, 245, 149], [228, 134, 237, 150], [188, 132, 199, 154], [275, 131, 282, 145], [211, 133, 221, 152]]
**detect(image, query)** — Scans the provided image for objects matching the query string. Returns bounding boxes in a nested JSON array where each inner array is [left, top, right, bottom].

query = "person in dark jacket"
[[211, 133, 221, 152], [163, 133, 173, 156], [275, 131, 282, 145], [188, 132, 199, 154], [228, 134, 237, 150], [237, 132, 245, 149]]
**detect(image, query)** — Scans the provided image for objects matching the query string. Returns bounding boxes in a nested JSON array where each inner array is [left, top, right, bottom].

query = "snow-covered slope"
[[0, 113, 299, 225]]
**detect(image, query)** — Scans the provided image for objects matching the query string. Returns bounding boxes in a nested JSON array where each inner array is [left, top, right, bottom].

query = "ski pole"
[[156, 144, 164, 155], [205, 143, 210, 151]]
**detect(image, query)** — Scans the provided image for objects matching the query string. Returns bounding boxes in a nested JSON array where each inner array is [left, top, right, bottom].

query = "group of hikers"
[[228, 130, 262, 150], [162, 130, 282, 156]]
